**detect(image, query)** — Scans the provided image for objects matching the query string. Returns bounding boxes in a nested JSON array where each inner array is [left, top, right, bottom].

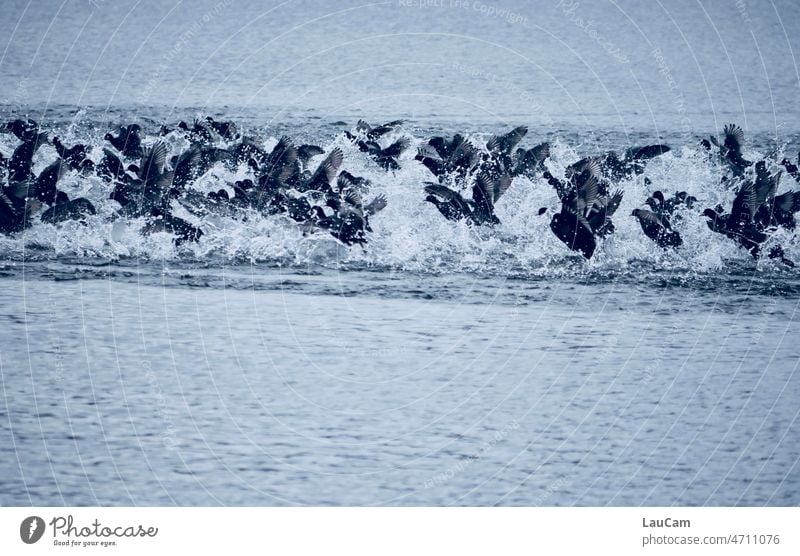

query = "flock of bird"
[[1, 116, 799, 266]]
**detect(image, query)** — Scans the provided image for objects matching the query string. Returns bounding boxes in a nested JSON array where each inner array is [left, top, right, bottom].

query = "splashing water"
[[1, 113, 799, 285]]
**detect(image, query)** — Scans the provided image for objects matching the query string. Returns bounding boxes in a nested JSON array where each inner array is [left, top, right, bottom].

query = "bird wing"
[[754, 162, 779, 208], [568, 157, 601, 181], [342, 190, 363, 209], [424, 183, 459, 201], [263, 137, 298, 185], [381, 138, 409, 158], [633, 208, 667, 229], [773, 191, 800, 213], [576, 174, 599, 214], [487, 126, 528, 155], [139, 141, 167, 182], [473, 174, 495, 209], [336, 171, 358, 194], [604, 190, 624, 217], [731, 179, 757, 221], [308, 147, 344, 189], [369, 120, 404, 137], [627, 144, 671, 161], [298, 144, 324, 162], [416, 144, 442, 161], [355, 120, 372, 135], [426, 136, 447, 158], [723, 124, 744, 155], [266, 136, 294, 166], [31, 159, 67, 202], [449, 137, 478, 169], [529, 142, 551, 163], [493, 173, 513, 202], [364, 194, 387, 216]]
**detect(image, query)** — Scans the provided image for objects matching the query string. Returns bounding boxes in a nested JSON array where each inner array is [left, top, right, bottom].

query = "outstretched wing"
[[381, 138, 409, 158], [753, 161, 779, 208], [723, 124, 745, 156], [364, 194, 387, 216], [487, 126, 528, 155], [627, 144, 670, 161], [139, 141, 168, 182], [308, 147, 344, 190]]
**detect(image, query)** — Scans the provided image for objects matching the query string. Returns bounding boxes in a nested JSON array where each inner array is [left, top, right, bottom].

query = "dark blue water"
[[1, 0, 799, 506]]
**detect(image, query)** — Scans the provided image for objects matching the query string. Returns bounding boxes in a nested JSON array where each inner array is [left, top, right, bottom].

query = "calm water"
[[1, 0, 800, 506], [0, 266, 798, 505], [1, 0, 799, 131]]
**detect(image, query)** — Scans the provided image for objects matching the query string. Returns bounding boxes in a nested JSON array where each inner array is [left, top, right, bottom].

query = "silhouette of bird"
[[104, 124, 143, 159], [40, 191, 96, 224]]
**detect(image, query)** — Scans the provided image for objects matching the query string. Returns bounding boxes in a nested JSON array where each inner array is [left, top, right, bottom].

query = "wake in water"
[[1, 115, 799, 275]]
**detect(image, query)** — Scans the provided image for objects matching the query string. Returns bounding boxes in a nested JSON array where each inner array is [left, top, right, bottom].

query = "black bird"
[[602, 144, 671, 180], [52, 137, 89, 171], [177, 119, 221, 144], [549, 208, 599, 259], [40, 191, 96, 224], [6, 130, 50, 183], [297, 144, 324, 166], [512, 142, 551, 178], [104, 124, 143, 159], [231, 136, 270, 167], [348, 135, 409, 170], [3, 157, 66, 206], [0, 190, 39, 235], [352, 119, 404, 140], [96, 148, 131, 183], [632, 207, 682, 248], [760, 190, 800, 230], [424, 173, 512, 226], [141, 207, 203, 245], [30, 158, 67, 204], [345, 121, 408, 170], [704, 124, 751, 176], [204, 116, 239, 140], [416, 134, 479, 181], [171, 145, 232, 191], [237, 137, 300, 212], [481, 126, 528, 180], [568, 144, 670, 184], [335, 170, 372, 194], [171, 146, 204, 191], [313, 189, 387, 245], [2, 119, 42, 142], [111, 141, 174, 215], [486, 126, 528, 157], [703, 205, 768, 261], [470, 173, 512, 225], [747, 161, 800, 231], [300, 147, 343, 193], [545, 161, 623, 258], [424, 183, 473, 222], [645, 190, 697, 216], [703, 162, 793, 265]]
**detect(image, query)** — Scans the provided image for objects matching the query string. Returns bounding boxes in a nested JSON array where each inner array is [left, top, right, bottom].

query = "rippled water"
[[2, 0, 800, 130], [1, 0, 800, 506], [0, 267, 798, 505]]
